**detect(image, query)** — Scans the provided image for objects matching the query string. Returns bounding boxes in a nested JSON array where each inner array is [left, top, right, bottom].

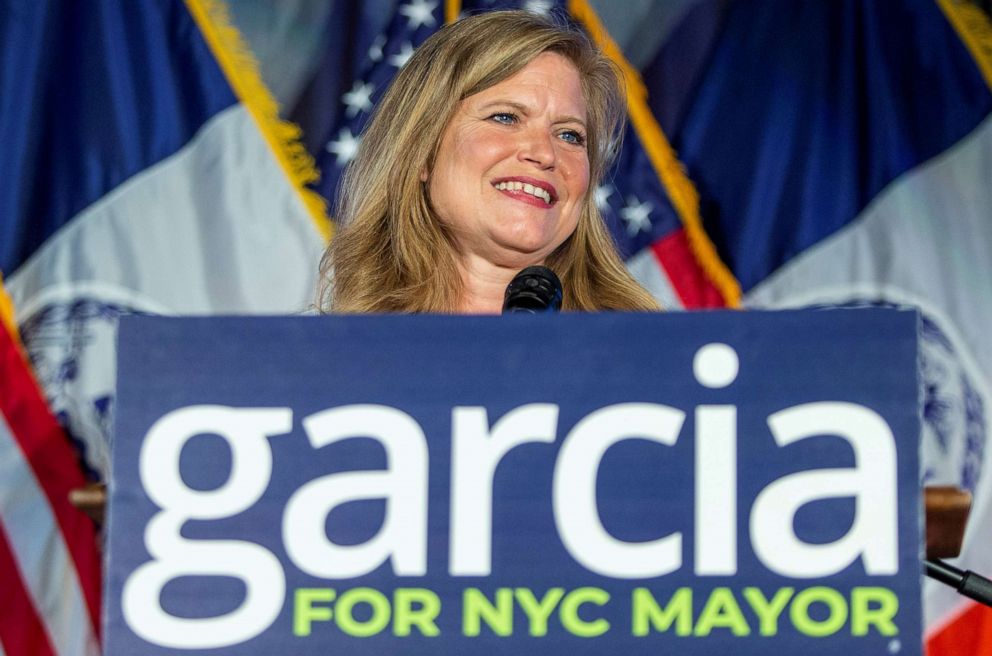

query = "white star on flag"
[[620, 196, 653, 235], [399, 0, 438, 29], [327, 128, 361, 166], [342, 81, 375, 118], [524, 0, 554, 15], [368, 34, 386, 62], [594, 184, 614, 211], [389, 41, 416, 69]]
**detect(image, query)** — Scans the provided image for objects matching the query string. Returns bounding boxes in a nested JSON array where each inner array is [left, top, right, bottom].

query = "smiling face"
[[426, 52, 590, 271]]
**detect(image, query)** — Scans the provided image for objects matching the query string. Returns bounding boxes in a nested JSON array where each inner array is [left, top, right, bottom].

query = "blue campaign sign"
[[105, 310, 922, 655]]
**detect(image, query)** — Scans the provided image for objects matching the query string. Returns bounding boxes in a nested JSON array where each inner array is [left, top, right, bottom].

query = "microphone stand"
[[923, 486, 992, 608], [925, 559, 992, 607]]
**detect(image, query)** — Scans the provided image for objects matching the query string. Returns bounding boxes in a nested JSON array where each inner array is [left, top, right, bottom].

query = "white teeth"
[[495, 181, 552, 204]]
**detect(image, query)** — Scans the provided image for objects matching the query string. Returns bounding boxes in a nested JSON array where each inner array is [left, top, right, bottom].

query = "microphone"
[[502, 266, 563, 314]]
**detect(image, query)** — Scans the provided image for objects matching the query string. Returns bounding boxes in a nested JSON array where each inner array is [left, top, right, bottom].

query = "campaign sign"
[[105, 310, 922, 655]]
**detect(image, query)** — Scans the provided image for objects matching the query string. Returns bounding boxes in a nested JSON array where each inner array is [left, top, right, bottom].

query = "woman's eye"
[[559, 130, 586, 146], [489, 112, 517, 125]]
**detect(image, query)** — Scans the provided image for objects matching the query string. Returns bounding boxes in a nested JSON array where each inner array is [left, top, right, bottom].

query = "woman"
[[318, 10, 658, 313]]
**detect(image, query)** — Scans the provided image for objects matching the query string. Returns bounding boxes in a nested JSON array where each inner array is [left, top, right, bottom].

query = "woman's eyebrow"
[[477, 99, 530, 114], [553, 115, 587, 128]]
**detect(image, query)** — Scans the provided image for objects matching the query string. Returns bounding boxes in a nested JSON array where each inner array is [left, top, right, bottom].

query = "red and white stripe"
[[628, 228, 730, 310], [0, 326, 101, 656]]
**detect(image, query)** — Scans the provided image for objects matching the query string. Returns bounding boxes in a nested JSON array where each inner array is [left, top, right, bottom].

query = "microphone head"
[[502, 266, 563, 314]]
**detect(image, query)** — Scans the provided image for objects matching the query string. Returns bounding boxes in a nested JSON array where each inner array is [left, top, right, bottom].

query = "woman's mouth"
[[493, 178, 557, 206]]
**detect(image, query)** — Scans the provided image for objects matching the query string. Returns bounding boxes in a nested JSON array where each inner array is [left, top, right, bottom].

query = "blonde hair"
[[319, 10, 658, 312]]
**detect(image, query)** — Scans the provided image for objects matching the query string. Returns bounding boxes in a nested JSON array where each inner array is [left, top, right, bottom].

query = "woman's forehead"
[[462, 53, 587, 119]]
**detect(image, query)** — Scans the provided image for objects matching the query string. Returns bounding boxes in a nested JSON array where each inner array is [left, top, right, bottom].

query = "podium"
[[105, 310, 923, 654]]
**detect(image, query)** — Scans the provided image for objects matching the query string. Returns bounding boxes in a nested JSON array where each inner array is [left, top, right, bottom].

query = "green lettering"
[[393, 588, 441, 637], [463, 588, 513, 636], [294, 588, 335, 637], [335, 588, 391, 637], [515, 588, 565, 637], [559, 587, 610, 637], [695, 587, 750, 636], [742, 587, 794, 636], [790, 587, 847, 637], [851, 587, 898, 636], [632, 588, 692, 637]]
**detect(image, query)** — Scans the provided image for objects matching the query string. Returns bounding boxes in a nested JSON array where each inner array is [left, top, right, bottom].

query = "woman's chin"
[[487, 232, 565, 265], [487, 244, 555, 270]]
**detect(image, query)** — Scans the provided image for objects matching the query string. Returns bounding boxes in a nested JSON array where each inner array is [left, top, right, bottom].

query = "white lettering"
[[123, 405, 291, 648], [554, 403, 686, 578], [283, 405, 429, 578], [695, 405, 737, 574], [449, 404, 558, 575], [750, 402, 898, 577]]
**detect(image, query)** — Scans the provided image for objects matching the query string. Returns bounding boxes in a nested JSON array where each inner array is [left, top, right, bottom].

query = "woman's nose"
[[518, 128, 557, 169]]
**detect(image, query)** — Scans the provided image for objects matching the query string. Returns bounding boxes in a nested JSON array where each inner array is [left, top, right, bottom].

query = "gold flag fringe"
[[185, 0, 333, 241], [446, 0, 461, 24], [567, 0, 741, 307], [0, 274, 22, 347], [938, 0, 992, 92]]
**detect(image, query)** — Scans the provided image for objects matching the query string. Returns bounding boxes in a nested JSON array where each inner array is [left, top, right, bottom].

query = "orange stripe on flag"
[[0, 275, 17, 345], [927, 601, 992, 656]]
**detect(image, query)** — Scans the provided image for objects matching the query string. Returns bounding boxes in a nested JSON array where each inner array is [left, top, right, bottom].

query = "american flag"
[[290, 0, 737, 310], [0, 299, 101, 655]]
